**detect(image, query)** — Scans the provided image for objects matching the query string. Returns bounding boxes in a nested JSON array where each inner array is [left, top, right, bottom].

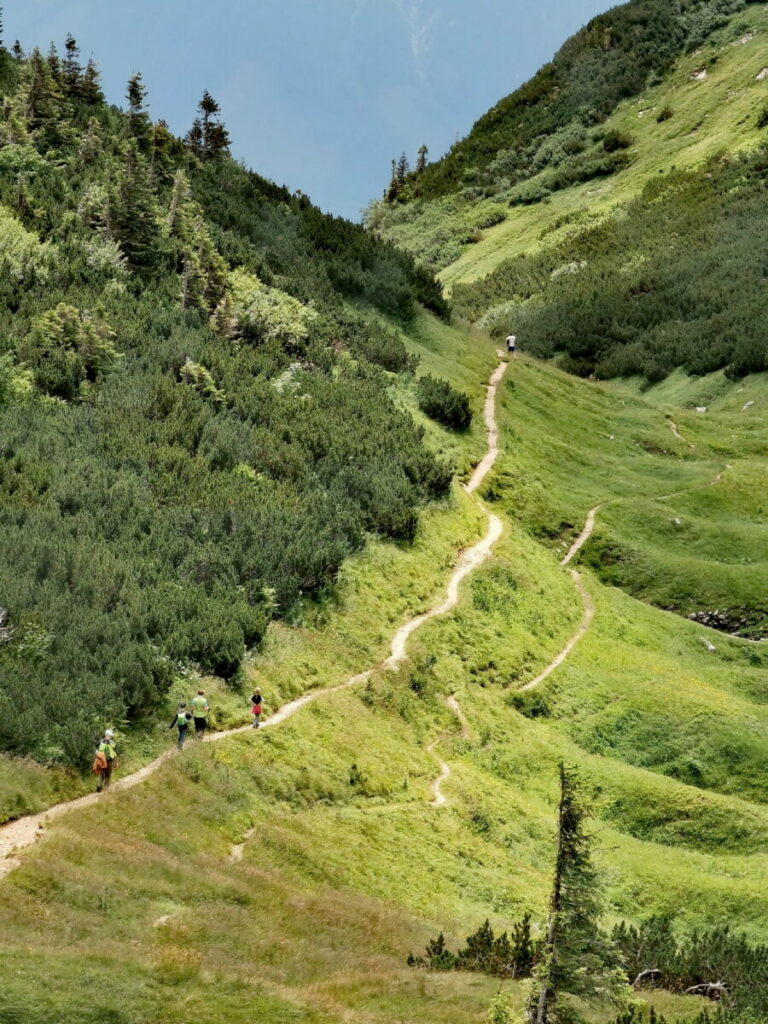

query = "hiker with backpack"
[[93, 730, 118, 792], [190, 690, 210, 739], [506, 333, 517, 359], [170, 703, 193, 749], [250, 689, 264, 728]]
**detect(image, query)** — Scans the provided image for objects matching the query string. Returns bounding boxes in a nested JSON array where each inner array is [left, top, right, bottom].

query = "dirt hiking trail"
[[519, 462, 731, 693], [0, 358, 510, 879], [669, 419, 695, 448], [427, 694, 469, 808], [428, 692, 475, 811]]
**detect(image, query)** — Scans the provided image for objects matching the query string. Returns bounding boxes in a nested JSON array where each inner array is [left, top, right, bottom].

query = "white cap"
[[104, 729, 114, 738]]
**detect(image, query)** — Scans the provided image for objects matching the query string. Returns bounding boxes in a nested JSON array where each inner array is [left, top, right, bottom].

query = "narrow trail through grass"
[[669, 419, 695, 448], [517, 450, 736, 694], [520, 570, 595, 693], [427, 694, 471, 807], [0, 358, 511, 880]]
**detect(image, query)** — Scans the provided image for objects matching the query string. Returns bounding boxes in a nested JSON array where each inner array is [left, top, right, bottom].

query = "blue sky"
[[7, 0, 610, 220]]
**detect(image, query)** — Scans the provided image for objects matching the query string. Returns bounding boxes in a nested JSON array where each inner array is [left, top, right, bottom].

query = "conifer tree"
[[126, 71, 151, 150], [396, 152, 410, 183], [199, 89, 219, 139], [529, 764, 628, 1024], [78, 116, 102, 165], [22, 48, 66, 149], [110, 140, 163, 270], [205, 118, 230, 156], [150, 119, 175, 181], [385, 158, 400, 203], [63, 34, 82, 98], [81, 58, 104, 105], [166, 168, 228, 314], [46, 43, 61, 82], [188, 90, 230, 158], [416, 144, 429, 173], [184, 117, 203, 157], [166, 168, 192, 234]]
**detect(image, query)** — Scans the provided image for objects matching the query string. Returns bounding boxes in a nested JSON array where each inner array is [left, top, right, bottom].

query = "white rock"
[[698, 637, 717, 653], [695, 406, 707, 414], [757, 68, 768, 81], [743, 400, 755, 410]]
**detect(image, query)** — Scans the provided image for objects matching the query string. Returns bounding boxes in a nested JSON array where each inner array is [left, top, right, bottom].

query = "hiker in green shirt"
[[94, 730, 118, 792], [190, 690, 210, 739], [169, 703, 193, 749]]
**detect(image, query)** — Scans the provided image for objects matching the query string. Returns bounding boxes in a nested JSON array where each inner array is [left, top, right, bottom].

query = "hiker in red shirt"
[[250, 689, 264, 728]]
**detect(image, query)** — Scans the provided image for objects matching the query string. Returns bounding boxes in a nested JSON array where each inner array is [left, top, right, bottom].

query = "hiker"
[[250, 689, 264, 728], [506, 333, 517, 359], [93, 729, 118, 792], [170, 702, 193, 749], [190, 689, 210, 739]]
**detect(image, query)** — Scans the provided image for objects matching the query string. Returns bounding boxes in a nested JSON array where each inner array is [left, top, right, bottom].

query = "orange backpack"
[[92, 750, 108, 774]]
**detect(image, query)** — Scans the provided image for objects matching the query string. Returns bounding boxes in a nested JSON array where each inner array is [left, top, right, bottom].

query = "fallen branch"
[[632, 968, 662, 988], [685, 981, 729, 1000]]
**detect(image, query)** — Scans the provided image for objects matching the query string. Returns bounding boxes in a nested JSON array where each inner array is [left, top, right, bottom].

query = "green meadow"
[[2, 315, 767, 1023]]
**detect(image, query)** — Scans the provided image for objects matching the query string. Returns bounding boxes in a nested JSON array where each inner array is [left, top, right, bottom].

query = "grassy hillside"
[[370, 2, 768, 382], [401, 0, 758, 202], [3, 334, 768, 1023], [4, 11, 768, 1024]]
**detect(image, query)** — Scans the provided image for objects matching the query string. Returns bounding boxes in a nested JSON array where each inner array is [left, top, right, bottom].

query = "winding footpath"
[[669, 419, 695, 448], [427, 694, 472, 807], [519, 505, 599, 693], [518, 464, 732, 694], [0, 357, 511, 878]]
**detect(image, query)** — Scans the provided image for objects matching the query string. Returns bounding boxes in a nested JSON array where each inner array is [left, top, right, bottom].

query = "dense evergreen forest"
[[0, 29, 450, 765], [451, 145, 768, 381]]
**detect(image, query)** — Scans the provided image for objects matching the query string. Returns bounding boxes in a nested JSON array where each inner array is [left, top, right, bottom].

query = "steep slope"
[[370, 1, 768, 381], [409, 0, 757, 201], [0, 36, 454, 785]]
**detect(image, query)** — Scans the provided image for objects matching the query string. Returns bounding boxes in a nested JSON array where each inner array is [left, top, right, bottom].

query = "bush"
[[18, 304, 122, 400], [602, 129, 634, 152], [509, 180, 552, 207], [417, 374, 472, 430], [410, 916, 537, 979], [657, 105, 674, 123]]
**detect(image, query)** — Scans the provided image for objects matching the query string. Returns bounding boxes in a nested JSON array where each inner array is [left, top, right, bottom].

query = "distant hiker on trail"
[[93, 730, 117, 792], [191, 690, 210, 739], [250, 689, 263, 728], [170, 703, 193, 749], [506, 333, 517, 359]]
